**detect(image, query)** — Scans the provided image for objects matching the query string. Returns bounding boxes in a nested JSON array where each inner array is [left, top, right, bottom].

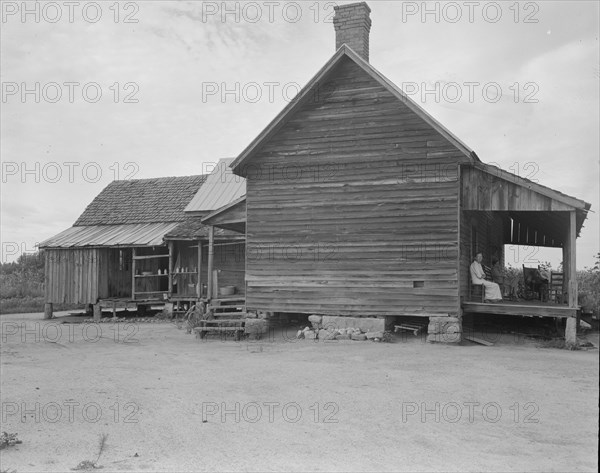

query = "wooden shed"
[[217, 2, 591, 341], [39, 175, 206, 315]]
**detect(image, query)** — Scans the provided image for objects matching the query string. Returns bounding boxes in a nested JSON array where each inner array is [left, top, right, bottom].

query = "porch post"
[[567, 211, 578, 308], [197, 240, 203, 298], [131, 248, 136, 300], [207, 227, 214, 302], [168, 241, 174, 296], [565, 210, 578, 347]]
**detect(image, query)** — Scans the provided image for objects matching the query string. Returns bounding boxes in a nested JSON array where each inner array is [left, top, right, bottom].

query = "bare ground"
[[0, 312, 598, 473]]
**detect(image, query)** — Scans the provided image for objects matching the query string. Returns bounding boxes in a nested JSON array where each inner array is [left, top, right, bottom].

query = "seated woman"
[[470, 253, 503, 303], [491, 257, 518, 299]]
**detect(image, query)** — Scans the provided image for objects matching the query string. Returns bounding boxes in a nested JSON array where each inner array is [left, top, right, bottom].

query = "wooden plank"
[[464, 336, 494, 346]]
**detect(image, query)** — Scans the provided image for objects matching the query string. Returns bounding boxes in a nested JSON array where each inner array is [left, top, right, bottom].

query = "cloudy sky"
[[1, 0, 598, 268]]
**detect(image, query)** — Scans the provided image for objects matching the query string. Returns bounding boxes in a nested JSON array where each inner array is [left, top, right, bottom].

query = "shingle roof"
[[74, 175, 207, 226]]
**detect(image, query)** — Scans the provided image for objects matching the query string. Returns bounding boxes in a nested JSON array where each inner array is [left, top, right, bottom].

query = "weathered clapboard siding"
[[45, 249, 100, 304], [462, 166, 576, 212], [245, 57, 468, 316]]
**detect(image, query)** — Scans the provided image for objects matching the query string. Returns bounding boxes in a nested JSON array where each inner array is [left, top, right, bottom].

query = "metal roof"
[[39, 223, 178, 248], [184, 158, 246, 213]]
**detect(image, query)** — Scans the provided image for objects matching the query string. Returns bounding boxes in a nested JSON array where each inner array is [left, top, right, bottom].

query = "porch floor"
[[463, 299, 578, 318]]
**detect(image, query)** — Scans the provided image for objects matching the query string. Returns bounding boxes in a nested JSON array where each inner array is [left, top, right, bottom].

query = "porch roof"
[[163, 217, 244, 241], [39, 222, 178, 248], [462, 163, 591, 246], [201, 196, 246, 234]]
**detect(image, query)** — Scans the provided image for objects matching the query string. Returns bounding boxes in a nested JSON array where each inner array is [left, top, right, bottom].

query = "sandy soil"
[[1, 312, 598, 473]]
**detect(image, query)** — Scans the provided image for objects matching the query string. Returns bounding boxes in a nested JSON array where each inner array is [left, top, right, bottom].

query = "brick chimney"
[[333, 2, 372, 62]]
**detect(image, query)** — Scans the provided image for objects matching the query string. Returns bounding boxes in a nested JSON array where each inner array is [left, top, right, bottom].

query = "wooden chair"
[[549, 271, 566, 304], [469, 282, 485, 302], [522, 265, 549, 301], [469, 265, 490, 302]]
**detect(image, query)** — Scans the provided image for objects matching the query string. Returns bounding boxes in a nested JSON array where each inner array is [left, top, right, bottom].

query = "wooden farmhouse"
[[199, 2, 591, 342], [38, 2, 591, 344]]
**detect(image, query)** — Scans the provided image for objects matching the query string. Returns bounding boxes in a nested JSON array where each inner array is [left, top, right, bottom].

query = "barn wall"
[[244, 57, 466, 316], [45, 248, 100, 304]]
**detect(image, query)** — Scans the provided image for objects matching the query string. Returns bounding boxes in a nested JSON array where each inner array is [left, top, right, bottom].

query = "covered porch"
[[164, 214, 246, 305], [459, 163, 591, 340]]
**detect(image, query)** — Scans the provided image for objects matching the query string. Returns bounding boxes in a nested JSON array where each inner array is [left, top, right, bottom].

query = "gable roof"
[[230, 45, 474, 175], [184, 158, 246, 214], [74, 175, 207, 226]]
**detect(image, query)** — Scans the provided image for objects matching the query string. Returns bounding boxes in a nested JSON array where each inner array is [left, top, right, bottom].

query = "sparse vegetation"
[[0, 251, 82, 314], [0, 431, 22, 450], [72, 433, 108, 471]]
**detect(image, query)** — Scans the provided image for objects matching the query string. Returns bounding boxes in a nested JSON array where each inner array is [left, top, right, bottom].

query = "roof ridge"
[[108, 174, 207, 184]]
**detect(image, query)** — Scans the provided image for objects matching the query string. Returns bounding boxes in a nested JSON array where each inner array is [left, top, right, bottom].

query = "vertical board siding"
[[245, 58, 465, 316], [45, 249, 100, 304]]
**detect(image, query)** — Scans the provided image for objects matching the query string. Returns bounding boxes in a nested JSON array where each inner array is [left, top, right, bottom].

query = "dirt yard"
[[1, 312, 598, 473]]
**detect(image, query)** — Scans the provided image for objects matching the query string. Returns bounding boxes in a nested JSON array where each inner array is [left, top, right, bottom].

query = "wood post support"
[[43, 303, 53, 319], [197, 240, 203, 298], [168, 241, 174, 296], [207, 226, 214, 302], [93, 304, 101, 321], [565, 317, 577, 348]]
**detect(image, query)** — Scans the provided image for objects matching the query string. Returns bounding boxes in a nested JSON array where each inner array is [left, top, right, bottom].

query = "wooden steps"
[[194, 296, 246, 340]]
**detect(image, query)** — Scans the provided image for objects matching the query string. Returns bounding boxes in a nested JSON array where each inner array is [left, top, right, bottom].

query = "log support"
[[43, 303, 53, 319]]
